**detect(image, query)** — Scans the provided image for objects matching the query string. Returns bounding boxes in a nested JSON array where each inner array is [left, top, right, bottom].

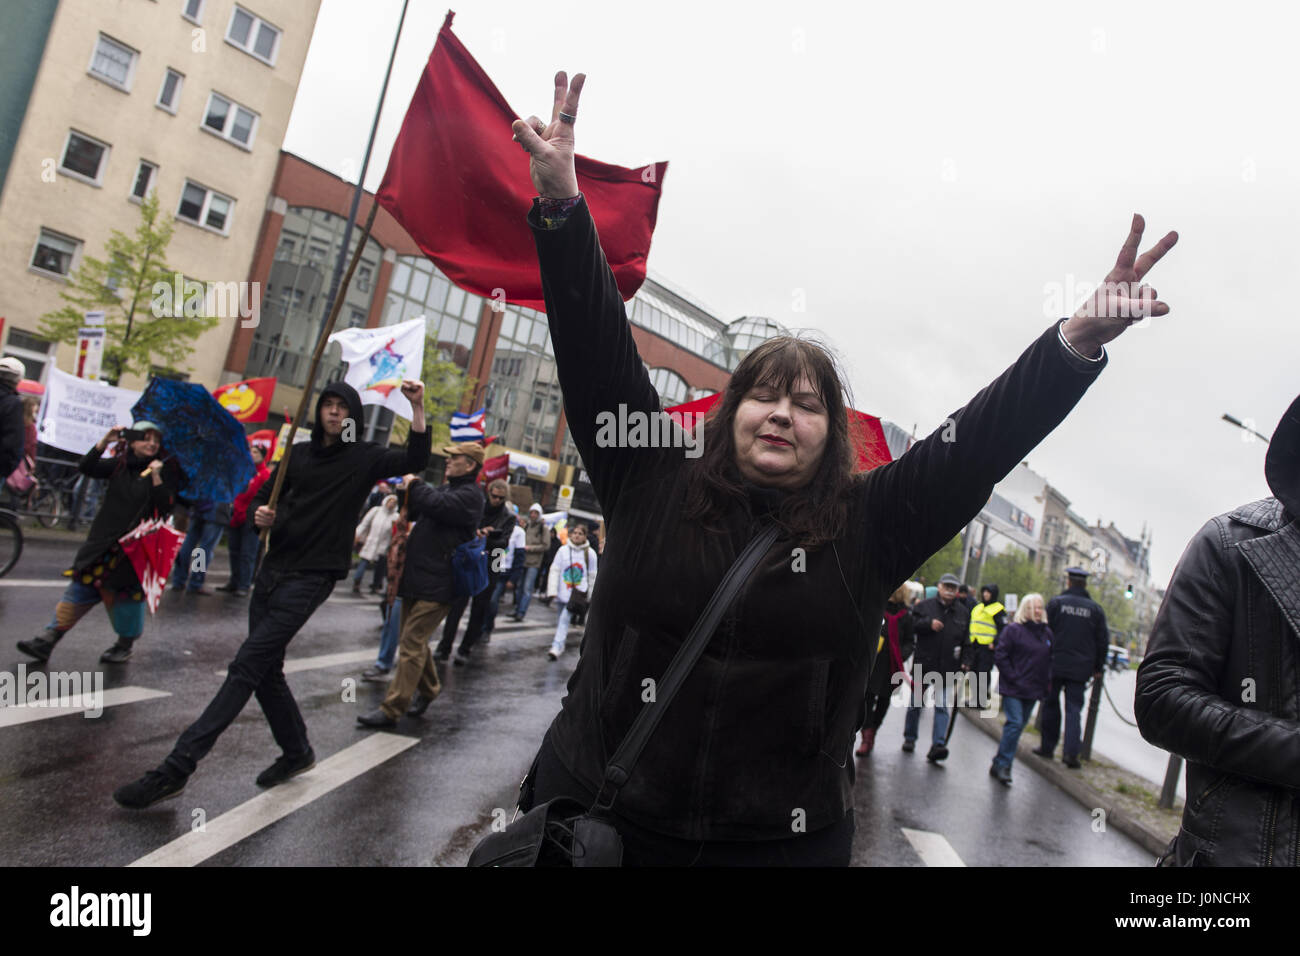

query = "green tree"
[[976, 548, 1053, 604], [389, 344, 475, 448], [37, 192, 217, 385], [1090, 572, 1136, 639], [914, 535, 963, 586]]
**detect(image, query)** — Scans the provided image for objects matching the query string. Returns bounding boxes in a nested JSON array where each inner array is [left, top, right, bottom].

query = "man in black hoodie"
[[113, 380, 430, 808]]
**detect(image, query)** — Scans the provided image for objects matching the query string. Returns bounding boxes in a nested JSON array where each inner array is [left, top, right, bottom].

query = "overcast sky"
[[283, 0, 1300, 585]]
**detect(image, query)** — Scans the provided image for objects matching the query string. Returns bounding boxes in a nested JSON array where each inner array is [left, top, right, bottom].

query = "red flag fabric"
[[213, 377, 276, 423], [480, 453, 510, 485], [665, 395, 894, 473], [377, 12, 667, 311]]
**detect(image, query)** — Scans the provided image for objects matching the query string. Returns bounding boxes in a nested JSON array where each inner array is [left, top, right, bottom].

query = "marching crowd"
[[860, 571, 1110, 788]]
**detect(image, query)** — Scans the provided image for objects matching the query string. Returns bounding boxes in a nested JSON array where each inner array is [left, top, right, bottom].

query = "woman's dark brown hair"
[[684, 335, 858, 548]]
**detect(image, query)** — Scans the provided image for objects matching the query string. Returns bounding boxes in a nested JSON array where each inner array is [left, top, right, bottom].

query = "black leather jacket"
[[1135, 392, 1300, 866]]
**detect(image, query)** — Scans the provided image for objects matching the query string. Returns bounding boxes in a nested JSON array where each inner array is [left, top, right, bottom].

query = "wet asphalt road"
[[2, 536, 1152, 866]]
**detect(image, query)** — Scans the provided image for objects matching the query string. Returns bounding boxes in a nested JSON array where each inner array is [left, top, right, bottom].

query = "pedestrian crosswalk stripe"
[[0, 580, 72, 588], [216, 649, 375, 677], [0, 686, 171, 727], [128, 733, 419, 867], [901, 828, 966, 867]]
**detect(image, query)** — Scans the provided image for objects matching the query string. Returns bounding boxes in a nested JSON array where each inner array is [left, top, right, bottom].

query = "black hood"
[[312, 381, 365, 449], [981, 583, 1000, 603], [1266, 391, 1300, 521]]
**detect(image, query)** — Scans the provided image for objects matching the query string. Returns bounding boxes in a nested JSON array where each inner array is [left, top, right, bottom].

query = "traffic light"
[[1124, 583, 1134, 600]]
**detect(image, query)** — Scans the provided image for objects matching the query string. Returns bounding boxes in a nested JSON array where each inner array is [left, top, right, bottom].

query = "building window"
[[226, 5, 281, 65], [182, 0, 205, 24], [176, 181, 234, 234], [356, 265, 372, 292], [88, 34, 137, 91], [59, 130, 110, 186], [2, 330, 56, 385], [130, 160, 158, 201], [202, 92, 259, 148], [30, 229, 81, 278], [157, 68, 184, 113]]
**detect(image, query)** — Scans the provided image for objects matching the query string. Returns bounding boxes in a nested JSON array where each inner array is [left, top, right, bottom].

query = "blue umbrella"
[[131, 378, 255, 503]]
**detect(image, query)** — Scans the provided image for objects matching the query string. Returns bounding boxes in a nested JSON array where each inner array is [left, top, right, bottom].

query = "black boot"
[[17, 628, 63, 663]]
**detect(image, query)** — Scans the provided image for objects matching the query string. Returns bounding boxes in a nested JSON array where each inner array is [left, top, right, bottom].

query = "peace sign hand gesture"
[[511, 71, 585, 200], [1062, 214, 1179, 356]]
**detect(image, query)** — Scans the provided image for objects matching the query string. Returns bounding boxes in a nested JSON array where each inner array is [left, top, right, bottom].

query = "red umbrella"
[[119, 517, 186, 614], [665, 395, 893, 472]]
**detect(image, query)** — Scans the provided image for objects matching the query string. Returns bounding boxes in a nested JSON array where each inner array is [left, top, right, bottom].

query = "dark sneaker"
[[113, 770, 185, 809], [926, 744, 949, 763], [901, 739, 915, 753], [255, 748, 316, 787], [407, 692, 436, 717], [99, 642, 134, 664], [432, 650, 449, 662], [356, 708, 397, 728], [991, 764, 1012, 785], [17, 630, 60, 663], [1062, 754, 1082, 769], [360, 665, 390, 684], [215, 582, 238, 593], [234, 588, 250, 596], [453, 653, 469, 667], [1031, 747, 1053, 759]]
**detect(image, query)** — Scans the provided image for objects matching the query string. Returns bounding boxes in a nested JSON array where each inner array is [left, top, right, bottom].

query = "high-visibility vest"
[[969, 602, 1004, 645]]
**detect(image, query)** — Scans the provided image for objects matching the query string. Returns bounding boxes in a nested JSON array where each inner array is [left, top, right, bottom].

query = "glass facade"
[[245, 206, 381, 389]]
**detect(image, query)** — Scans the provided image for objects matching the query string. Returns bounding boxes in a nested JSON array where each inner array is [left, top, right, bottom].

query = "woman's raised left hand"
[[1062, 214, 1178, 356]]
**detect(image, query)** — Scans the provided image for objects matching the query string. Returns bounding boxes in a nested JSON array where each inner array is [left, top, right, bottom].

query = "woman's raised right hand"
[[510, 71, 585, 199]]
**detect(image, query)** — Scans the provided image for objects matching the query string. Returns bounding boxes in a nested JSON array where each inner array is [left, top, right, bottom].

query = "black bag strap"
[[590, 521, 781, 812]]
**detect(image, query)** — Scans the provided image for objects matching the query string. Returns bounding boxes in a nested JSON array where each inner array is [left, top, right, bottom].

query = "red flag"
[[665, 395, 894, 473], [377, 12, 667, 311], [213, 377, 276, 423], [480, 453, 510, 485]]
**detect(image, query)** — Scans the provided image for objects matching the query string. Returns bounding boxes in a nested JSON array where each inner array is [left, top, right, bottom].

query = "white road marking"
[[0, 686, 171, 727], [0, 580, 71, 588], [901, 828, 967, 867], [129, 733, 419, 867], [217, 649, 375, 677]]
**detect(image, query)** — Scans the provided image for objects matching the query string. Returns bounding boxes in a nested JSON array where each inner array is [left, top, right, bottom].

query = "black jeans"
[[1038, 675, 1087, 759], [528, 732, 854, 866], [436, 569, 502, 657], [163, 567, 336, 779]]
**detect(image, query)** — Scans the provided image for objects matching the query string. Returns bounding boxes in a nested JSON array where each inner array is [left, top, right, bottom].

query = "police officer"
[[1034, 567, 1108, 767], [961, 584, 1005, 706]]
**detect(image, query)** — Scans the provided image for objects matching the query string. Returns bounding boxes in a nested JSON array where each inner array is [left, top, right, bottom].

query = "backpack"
[[451, 535, 489, 598]]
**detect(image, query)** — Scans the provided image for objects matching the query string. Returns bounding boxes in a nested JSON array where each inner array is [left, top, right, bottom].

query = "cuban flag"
[[450, 407, 486, 443]]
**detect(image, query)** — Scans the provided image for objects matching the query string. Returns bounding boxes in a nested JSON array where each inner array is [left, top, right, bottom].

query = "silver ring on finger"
[[558, 111, 577, 125]]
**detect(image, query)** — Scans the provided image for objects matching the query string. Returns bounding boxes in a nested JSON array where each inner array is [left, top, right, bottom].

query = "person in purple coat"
[[990, 593, 1053, 785]]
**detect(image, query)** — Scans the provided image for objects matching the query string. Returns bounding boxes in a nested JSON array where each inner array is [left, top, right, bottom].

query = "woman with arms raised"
[[507, 72, 1177, 866]]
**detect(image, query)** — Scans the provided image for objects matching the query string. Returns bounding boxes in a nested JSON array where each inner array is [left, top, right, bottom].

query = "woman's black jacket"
[[531, 197, 1106, 841]]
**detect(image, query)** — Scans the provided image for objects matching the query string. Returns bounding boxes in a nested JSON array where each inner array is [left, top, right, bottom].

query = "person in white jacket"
[[546, 522, 597, 660], [353, 494, 398, 593]]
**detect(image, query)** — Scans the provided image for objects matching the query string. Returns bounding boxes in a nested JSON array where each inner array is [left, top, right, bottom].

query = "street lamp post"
[[1221, 413, 1271, 443]]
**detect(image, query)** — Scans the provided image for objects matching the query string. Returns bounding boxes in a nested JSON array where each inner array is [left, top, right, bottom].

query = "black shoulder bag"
[[467, 522, 781, 867]]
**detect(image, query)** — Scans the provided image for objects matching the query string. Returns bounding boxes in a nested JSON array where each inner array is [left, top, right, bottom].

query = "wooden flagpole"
[[259, 201, 380, 554]]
